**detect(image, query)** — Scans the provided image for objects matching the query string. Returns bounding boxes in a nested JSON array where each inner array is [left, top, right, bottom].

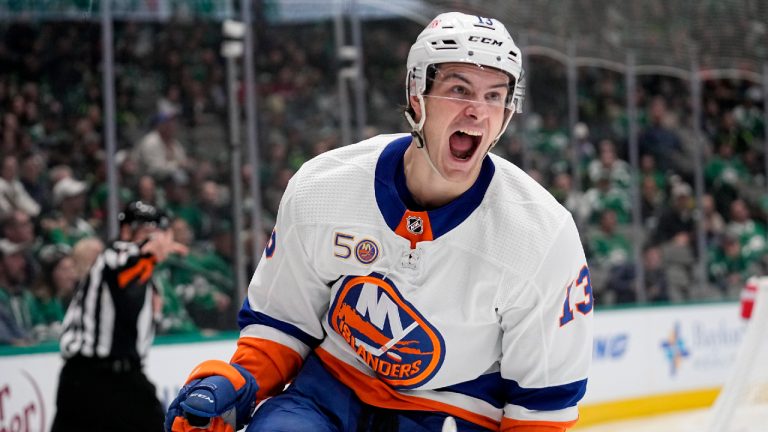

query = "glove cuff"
[[185, 360, 258, 428], [187, 360, 247, 390]]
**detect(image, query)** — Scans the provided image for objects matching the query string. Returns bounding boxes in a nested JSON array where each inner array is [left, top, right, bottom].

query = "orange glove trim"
[[171, 415, 235, 432], [186, 360, 246, 391]]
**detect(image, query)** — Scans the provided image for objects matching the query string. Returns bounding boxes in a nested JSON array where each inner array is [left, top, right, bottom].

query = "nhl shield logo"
[[406, 216, 423, 235]]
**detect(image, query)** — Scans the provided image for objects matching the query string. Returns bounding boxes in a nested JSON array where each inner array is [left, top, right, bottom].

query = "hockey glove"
[[165, 360, 258, 432]]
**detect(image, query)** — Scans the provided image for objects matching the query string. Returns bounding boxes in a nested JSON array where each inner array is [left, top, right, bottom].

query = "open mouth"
[[449, 129, 483, 160]]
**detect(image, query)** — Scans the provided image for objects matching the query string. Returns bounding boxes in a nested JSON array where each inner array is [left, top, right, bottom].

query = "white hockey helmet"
[[406, 12, 525, 116]]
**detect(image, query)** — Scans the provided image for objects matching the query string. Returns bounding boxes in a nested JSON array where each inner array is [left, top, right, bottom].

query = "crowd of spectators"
[[519, 58, 767, 305], [0, 16, 765, 346], [0, 20, 243, 345]]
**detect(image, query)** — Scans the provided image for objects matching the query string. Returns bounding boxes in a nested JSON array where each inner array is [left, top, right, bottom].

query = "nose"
[[463, 100, 490, 121]]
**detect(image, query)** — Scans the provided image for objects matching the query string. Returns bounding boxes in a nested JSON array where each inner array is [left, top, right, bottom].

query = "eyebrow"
[[440, 71, 508, 89]]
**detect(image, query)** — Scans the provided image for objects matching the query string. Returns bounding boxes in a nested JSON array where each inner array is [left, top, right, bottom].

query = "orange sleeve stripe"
[[230, 337, 304, 401], [315, 348, 498, 431], [117, 256, 156, 288], [187, 359, 246, 390], [501, 417, 578, 432]]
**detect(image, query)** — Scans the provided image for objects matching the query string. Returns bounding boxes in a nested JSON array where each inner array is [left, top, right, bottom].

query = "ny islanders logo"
[[354, 239, 379, 264], [328, 273, 445, 389]]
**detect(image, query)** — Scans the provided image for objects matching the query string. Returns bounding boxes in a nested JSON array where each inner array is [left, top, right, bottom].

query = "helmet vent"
[[430, 39, 458, 50], [508, 50, 519, 58]]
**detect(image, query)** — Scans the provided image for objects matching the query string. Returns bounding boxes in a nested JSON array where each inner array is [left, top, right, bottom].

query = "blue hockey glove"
[[165, 360, 258, 432]]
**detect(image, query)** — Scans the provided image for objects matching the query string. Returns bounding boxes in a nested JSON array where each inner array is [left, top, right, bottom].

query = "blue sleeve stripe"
[[237, 299, 323, 348], [436, 373, 587, 411], [435, 372, 506, 409], [506, 377, 588, 411]]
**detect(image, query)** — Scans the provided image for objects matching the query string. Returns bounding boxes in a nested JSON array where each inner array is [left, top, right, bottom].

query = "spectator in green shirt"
[[589, 209, 632, 268], [154, 217, 197, 334], [705, 141, 750, 216], [583, 173, 632, 225], [726, 198, 766, 262], [587, 209, 633, 305], [30, 244, 81, 341], [0, 239, 43, 343], [709, 233, 755, 298], [40, 176, 96, 247], [587, 139, 631, 191], [162, 171, 205, 239], [165, 219, 234, 331]]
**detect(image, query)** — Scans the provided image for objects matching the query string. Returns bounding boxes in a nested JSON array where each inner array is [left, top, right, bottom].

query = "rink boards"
[[580, 302, 744, 425], [0, 302, 745, 431]]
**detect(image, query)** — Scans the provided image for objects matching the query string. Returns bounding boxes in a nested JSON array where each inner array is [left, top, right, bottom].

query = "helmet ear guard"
[[404, 66, 432, 148], [511, 69, 526, 114]]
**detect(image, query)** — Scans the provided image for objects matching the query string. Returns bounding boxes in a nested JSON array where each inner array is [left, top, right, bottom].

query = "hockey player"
[[166, 11, 593, 432], [53, 201, 187, 432]]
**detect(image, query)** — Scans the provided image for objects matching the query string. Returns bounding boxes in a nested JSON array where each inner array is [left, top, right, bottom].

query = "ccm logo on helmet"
[[468, 35, 503, 47]]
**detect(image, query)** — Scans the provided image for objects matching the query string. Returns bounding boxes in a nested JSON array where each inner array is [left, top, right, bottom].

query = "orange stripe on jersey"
[[117, 257, 156, 289], [501, 416, 578, 431], [394, 210, 433, 249], [315, 348, 498, 430], [230, 337, 304, 401], [187, 359, 246, 390]]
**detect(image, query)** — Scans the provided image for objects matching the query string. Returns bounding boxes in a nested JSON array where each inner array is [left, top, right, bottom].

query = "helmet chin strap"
[[404, 94, 446, 181], [485, 108, 514, 156]]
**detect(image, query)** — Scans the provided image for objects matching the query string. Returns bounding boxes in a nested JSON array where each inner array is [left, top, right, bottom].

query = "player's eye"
[[450, 85, 470, 97], [485, 92, 503, 103]]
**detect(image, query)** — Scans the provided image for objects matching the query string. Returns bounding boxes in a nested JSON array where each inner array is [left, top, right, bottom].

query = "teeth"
[[458, 129, 483, 136]]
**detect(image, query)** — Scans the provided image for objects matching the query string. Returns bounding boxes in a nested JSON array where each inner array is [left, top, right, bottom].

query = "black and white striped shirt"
[[60, 240, 158, 363]]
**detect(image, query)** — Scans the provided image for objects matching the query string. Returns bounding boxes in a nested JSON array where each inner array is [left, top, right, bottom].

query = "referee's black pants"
[[51, 356, 165, 432]]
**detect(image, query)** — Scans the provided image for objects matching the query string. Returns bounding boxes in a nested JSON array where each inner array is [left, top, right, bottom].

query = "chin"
[[439, 161, 482, 184]]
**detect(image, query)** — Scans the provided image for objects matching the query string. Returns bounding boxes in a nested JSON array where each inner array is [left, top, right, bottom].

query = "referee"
[[52, 201, 188, 432]]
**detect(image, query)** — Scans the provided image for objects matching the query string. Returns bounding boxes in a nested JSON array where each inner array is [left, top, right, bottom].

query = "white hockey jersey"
[[232, 134, 593, 431]]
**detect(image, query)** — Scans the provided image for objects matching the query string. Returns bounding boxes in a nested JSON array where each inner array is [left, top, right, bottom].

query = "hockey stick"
[[356, 321, 419, 361], [378, 321, 419, 360]]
